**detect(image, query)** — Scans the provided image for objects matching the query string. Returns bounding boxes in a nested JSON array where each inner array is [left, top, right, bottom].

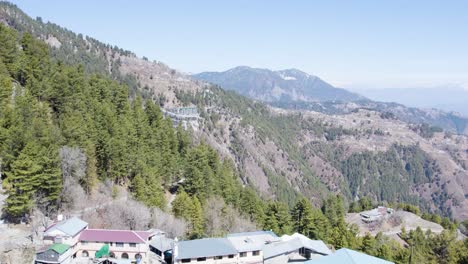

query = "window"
[[81, 241, 88, 245], [253, 251, 260, 256], [116, 242, 124, 247], [109, 252, 116, 258], [240, 252, 247, 258], [215, 256, 223, 260], [129, 243, 136, 247], [197, 257, 206, 262], [135, 254, 142, 260], [82, 251, 89, 257], [182, 259, 191, 263], [228, 255, 235, 259], [121, 253, 129, 259]]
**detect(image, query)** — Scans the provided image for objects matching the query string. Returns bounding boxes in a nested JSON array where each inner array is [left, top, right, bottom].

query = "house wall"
[[35, 249, 73, 264], [77, 241, 148, 262], [174, 251, 263, 264]]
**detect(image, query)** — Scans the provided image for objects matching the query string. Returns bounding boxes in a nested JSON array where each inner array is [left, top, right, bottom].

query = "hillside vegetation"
[[0, 2, 468, 263]]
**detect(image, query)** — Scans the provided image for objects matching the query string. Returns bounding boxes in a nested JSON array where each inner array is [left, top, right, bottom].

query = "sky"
[[8, 0, 468, 90]]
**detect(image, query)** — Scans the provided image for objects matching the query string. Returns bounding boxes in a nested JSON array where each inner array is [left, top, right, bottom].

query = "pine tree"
[[291, 198, 314, 236], [189, 196, 204, 239], [4, 143, 41, 217], [172, 189, 193, 220]]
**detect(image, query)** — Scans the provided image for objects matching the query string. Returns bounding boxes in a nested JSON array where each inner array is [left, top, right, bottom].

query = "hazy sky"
[[9, 0, 468, 89]]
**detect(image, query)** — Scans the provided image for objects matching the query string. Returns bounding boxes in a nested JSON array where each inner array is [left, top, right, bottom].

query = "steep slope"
[[194, 66, 364, 103], [1, 2, 466, 221]]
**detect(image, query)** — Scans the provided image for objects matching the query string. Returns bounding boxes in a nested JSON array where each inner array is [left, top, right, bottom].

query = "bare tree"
[[82, 199, 151, 230], [204, 196, 257, 236], [150, 207, 188, 238], [59, 146, 86, 181], [59, 146, 87, 210]]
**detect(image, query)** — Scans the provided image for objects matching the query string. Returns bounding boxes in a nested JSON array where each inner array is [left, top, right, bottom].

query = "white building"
[[172, 231, 332, 264], [359, 207, 394, 223]]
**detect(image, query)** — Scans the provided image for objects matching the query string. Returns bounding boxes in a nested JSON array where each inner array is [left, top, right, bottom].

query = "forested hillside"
[[1, 1, 466, 220], [0, 2, 468, 263]]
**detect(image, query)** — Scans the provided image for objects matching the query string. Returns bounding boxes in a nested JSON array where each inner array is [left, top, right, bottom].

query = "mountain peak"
[[193, 66, 364, 103]]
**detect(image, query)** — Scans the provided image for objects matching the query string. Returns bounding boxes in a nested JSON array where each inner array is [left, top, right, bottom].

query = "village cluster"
[[34, 210, 394, 264]]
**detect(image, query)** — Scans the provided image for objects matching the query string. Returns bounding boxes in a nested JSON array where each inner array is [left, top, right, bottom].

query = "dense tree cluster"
[[0, 24, 241, 220]]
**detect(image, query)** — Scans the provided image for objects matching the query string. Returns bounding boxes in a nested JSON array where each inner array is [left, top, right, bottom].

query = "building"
[[149, 233, 174, 263], [359, 207, 394, 223], [173, 238, 238, 264], [263, 233, 332, 264], [43, 216, 88, 250], [172, 231, 332, 264], [227, 231, 279, 264], [304, 248, 394, 264], [35, 217, 159, 264], [78, 229, 156, 262], [35, 244, 73, 264]]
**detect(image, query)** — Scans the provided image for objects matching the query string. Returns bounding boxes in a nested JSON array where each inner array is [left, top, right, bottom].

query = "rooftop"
[[281, 233, 332, 255], [175, 238, 237, 260], [263, 234, 332, 259], [304, 248, 394, 264], [150, 234, 174, 252], [227, 230, 279, 251], [79, 229, 152, 244], [44, 217, 88, 237]]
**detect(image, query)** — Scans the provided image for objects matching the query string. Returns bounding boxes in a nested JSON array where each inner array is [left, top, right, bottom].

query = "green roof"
[[48, 243, 70, 254]]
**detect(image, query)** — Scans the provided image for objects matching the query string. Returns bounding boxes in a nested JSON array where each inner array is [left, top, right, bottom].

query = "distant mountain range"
[[193, 66, 365, 103], [193, 66, 468, 135], [349, 86, 468, 117]]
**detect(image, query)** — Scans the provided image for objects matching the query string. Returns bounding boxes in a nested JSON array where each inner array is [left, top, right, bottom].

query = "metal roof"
[[304, 248, 394, 264], [281, 233, 332, 255], [44, 217, 88, 237], [227, 230, 278, 238], [175, 238, 237, 260], [227, 231, 279, 251], [80, 229, 151, 243], [48, 243, 70, 254], [150, 234, 174, 252], [264, 237, 304, 259]]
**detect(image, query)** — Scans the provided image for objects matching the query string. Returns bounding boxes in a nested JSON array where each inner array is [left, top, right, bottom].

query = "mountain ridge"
[[193, 66, 365, 103]]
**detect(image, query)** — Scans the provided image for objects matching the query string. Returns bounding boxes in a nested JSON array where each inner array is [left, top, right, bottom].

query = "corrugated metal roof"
[[150, 234, 174, 252], [264, 237, 304, 259], [281, 233, 332, 255], [227, 231, 279, 251], [175, 238, 237, 260], [227, 231, 278, 238], [45, 217, 88, 237], [80, 229, 151, 243], [304, 248, 394, 264]]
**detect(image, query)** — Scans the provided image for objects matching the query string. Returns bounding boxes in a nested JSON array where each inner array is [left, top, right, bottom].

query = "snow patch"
[[279, 73, 296, 81]]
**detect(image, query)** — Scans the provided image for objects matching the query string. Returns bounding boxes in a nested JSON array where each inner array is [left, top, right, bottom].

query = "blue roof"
[[45, 217, 88, 237], [305, 248, 394, 264], [175, 238, 237, 260]]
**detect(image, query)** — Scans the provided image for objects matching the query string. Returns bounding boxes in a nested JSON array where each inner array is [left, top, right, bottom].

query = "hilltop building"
[[359, 207, 394, 223]]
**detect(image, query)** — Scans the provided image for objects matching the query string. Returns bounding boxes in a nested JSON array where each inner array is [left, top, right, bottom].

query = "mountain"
[[1, 1, 467, 223], [194, 67, 468, 135], [193, 66, 364, 103]]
